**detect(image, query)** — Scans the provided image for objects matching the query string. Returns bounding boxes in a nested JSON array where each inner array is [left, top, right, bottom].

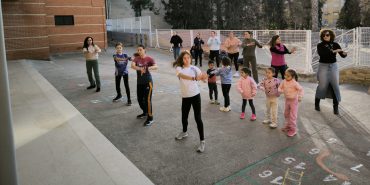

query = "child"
[[237, 67, 257, 120], [212, 57, 233, 112], [206, 60, 220, 105], [113, 42, 132, 105], [278, 68, 304, 137], [258, 67, 280, 128]]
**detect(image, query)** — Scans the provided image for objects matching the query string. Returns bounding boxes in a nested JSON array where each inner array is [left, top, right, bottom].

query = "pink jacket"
[[278, 79, 304, 100], [237, 76, 257, 100]]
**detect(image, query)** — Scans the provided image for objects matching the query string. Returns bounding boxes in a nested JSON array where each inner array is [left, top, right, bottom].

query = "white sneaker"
[[224, 106, 231, 112], [233, 72, 240, 77], [210, 100, 215, 104], [262, 120, 271, 124], [197, 140, 205, 153], [175, 132, 188, 140], [269, 123, 278, 128], [219, 106, 226, 111]]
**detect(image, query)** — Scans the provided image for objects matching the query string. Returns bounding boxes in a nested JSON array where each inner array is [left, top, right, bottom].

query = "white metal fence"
[[106, 16, 370, 73]]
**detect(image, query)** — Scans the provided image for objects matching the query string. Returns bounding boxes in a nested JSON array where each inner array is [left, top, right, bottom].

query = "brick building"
[[2, 0, 107, 60]]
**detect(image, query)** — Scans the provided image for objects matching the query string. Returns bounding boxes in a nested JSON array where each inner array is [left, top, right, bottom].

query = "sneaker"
[[219, 106, 226, 112], [269, 123, 278, 128], [86, 85, 96, 89], [223, 106, 231, 112], [262, 120, 270, 124], [126, 100, 132, 106], [96, 87, 100, 92], [240, 112, 245, 119], [113, 94, 122, 102], [287, 129, 297, 137], [250, 114, 256, 121], [144, 119, 154, 126], [197, 140, 205, 153], [136, 113, 147, 119], [233, 72, 240, 77], [214, 100, 220, 105], [210, 99, 215, 104], [175, 132, 188, 140]]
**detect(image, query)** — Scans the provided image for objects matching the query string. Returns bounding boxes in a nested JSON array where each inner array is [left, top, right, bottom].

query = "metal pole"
[[148, 16, 152, 47], [0, 3, 19, 185]]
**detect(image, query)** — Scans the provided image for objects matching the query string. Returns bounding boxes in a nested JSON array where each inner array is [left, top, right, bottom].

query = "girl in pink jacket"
[[278, 68, 304, 137], [237, 67, 257, 120]]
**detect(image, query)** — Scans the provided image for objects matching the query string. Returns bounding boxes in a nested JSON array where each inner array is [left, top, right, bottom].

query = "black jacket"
[[317, 41, 346, 63], [170, 35, 183, 48]]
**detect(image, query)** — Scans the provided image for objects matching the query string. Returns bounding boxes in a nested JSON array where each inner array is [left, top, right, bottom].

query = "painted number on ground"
[[259, 170, 272, 178], [294, 162, 306, 170], [350, 164, 363, 172], [282, 157, 296, 164], [326, 138, 337, 144], [342, 181, 351, 185], [309, 148, 321, 155], [270, 176, 283, 185], [323, 174, 338, 182]]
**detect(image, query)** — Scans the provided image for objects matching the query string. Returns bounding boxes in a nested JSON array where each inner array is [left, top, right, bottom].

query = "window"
[[54, 15, 74, 26]]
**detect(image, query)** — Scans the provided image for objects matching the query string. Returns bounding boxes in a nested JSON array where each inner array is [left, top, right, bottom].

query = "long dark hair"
[[269, 35, 280, 48], [173, 51, 192, 68], [286, 68, 298, 81], [83, 36, 94, 49]]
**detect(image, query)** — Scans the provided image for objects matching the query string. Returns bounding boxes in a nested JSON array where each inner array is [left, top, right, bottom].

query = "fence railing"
[[106, 16, 370, 74]]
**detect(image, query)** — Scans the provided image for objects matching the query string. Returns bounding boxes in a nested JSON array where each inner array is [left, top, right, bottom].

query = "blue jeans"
[[173, 47, 181, 60], [315, 63, 341, 101]]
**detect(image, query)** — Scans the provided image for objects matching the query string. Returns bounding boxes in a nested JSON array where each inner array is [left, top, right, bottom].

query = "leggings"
[[208, 83, 218, 100], [209, 50, 220, 67], [115, 74, 131, 100], [137, 82, 153, 119], [242, 99, 255, 114], [228, 52, 239, 71], [221, 84, 231, 107], [271, 64, 287, 80], [182, 94, 204, 141]]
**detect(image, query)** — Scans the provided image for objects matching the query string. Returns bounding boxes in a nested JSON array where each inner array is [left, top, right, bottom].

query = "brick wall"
[[2, 0, 107, 60], [46, 0, 107, 54], [2, 0, 50, 60]]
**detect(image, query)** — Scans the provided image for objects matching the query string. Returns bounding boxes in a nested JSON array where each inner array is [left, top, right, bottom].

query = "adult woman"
[[315, 29, 347, 115], [241, 31, 263, 82], [207, 31, 221, 67], [83, 36, 101, 92], [193, 32, 204, 67], [269, 35, 296, 80], [131, 45, 158, 126], [224, 31, 242, 77], [173, 51, 208, 153]]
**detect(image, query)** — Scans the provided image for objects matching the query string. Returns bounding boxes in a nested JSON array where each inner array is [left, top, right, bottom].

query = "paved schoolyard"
[[30, 47, 370, 185]]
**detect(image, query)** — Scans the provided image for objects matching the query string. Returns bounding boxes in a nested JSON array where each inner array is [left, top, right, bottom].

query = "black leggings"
[[208, 83, 218, 100], [194, 49, 203, 66], [209, 50, 220, 67], [271, 64, 287, 79], [228, 52, 239, 71], [221, 84, 231, 107], [137, 82, 153, 119], [115, 74, 131, 100], [242, 99, 255, 114], [182, 94, 204, 141]]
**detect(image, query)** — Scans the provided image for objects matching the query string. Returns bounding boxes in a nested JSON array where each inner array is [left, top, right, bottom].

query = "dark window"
[[54, 15, 74, 26]]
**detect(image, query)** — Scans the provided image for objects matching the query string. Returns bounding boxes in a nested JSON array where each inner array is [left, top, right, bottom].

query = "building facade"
[[2, 0, 107, 60]]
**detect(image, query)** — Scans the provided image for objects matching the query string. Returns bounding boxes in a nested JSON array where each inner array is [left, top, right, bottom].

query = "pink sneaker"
[[240, 112, 245, 119], [250, 114, 256, 121], [287, 129, 297, 137]]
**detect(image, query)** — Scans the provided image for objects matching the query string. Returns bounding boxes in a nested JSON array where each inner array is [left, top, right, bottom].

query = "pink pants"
[[284, 98, 298, 131]]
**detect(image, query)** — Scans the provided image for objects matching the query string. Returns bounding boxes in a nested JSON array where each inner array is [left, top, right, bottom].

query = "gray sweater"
[[241, 38, 262, 57]]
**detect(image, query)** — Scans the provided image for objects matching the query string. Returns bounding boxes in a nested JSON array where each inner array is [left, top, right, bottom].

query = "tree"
[[262, 0, 287, 29], [337, 0, 361, 29], [127, 0, 154, 17], [311, 0, 319, 31], [363, 9, 370, 26]]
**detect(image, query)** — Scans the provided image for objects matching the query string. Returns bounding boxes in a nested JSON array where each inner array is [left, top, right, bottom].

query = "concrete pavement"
[[10, 47, 370, 185]]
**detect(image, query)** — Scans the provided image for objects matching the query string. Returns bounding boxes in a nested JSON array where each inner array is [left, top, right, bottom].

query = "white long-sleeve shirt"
[[207, 37, 221, 50]]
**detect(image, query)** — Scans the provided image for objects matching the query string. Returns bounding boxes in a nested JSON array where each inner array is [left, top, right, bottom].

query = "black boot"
[[315, 98, 321, 111], [333, 103, 339, 115]]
